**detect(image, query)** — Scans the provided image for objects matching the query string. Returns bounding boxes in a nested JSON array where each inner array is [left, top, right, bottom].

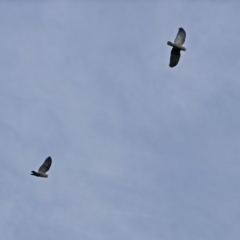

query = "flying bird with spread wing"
[[167, 28, 186, 67], [31, 156, 52, 178]]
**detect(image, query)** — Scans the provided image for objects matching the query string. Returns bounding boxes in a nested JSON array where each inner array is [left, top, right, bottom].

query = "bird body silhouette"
[[167, 28, 186, 67], [31, 156, 52, 178]]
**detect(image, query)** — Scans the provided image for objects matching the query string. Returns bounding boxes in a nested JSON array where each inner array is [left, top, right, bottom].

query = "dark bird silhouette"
[[31, 156, 52, 178], [167, 28, 186, 67]]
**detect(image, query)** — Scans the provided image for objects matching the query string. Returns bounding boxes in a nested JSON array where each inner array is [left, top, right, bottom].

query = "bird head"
[[39, 172, 48, 178]]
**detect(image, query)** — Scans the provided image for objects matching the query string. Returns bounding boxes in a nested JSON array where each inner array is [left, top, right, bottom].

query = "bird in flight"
[[167, 28, 186, 67], [31, 156, 52, 178]]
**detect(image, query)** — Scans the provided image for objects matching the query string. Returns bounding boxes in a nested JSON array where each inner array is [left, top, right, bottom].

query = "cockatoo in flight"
[[31, 156, 52, 178], [167, 28, 186, 67]]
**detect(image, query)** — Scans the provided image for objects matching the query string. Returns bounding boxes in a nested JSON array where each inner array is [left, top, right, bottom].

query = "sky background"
[[1, 1, 240, 240]]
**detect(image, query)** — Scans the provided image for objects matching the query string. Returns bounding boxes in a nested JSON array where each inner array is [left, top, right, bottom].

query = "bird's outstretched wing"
[[169, 48, 181, 67], [174, 28, 186, 46], [38, 157, 52, 173]]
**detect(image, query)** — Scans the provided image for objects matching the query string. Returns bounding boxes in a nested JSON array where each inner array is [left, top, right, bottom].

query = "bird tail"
[[31, 171, 39, 176], [167, 41, 175, 47]]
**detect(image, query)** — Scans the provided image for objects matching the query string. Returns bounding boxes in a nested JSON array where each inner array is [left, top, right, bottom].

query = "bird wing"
[[174, 28, 186, 46], [38, 157, 52, 173], [169, 48, 181, 67]]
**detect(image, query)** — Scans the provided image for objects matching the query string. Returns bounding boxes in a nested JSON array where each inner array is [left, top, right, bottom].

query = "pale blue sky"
[[1, 1, 240, 240]]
